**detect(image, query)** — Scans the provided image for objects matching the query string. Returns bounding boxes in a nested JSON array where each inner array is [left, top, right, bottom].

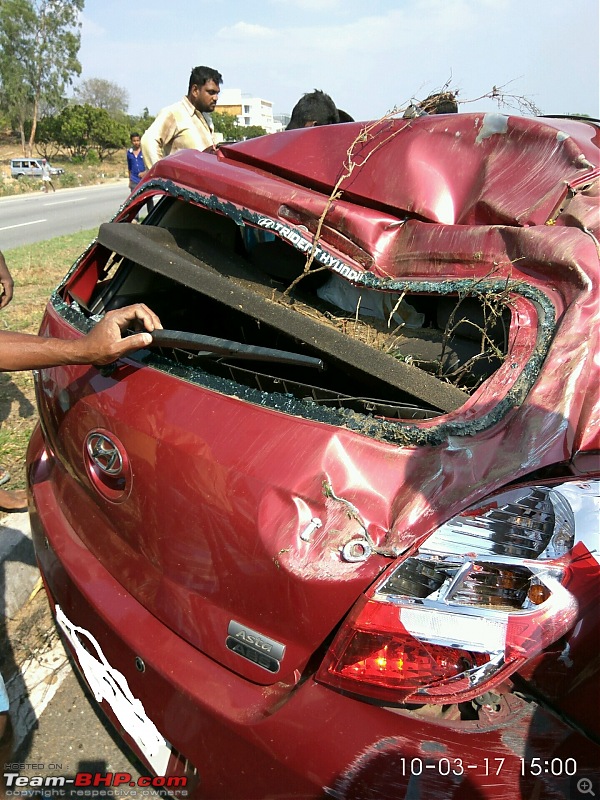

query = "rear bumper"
[[27, 425, 600, 799]]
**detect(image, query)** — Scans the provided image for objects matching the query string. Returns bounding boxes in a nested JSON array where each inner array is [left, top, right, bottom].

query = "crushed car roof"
[[216, 113, 599, 228]]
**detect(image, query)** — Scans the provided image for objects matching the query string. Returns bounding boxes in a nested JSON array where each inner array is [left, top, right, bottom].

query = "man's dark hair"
[[286, 90, 339, 130], [336, 109, 354, 123], [420, 92, 458, 114], [188, 66, 223, 92], [130, 132, 140, 139]]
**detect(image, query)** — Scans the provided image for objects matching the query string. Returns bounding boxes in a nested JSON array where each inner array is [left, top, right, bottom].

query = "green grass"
[[0, 229, 97, 490]]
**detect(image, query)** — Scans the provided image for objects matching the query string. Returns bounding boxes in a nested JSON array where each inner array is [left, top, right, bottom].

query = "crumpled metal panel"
[[38, 113, 599, 692], [218, 114, 598, 228]]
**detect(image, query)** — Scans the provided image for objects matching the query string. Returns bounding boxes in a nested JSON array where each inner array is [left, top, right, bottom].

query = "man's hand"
[[0, 303, 163, 372], [79, 304, 163, 365]]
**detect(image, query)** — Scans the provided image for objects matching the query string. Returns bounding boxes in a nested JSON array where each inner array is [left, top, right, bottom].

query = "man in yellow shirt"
[[142, 65, 222, 167]]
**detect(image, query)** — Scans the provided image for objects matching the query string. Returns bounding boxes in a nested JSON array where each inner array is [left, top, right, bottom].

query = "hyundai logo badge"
[[86, 432, 124, 476]]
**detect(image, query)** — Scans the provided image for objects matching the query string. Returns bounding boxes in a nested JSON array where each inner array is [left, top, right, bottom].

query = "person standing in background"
[[141, 65, 222, 167], [40, 159, 55, 193], [126, 132, 148, 192]]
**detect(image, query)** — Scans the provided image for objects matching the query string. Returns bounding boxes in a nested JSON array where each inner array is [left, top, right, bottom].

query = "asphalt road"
[[1, 513, 162, 798], [0, 181, 130, 250], [14, 670, 164, 799]]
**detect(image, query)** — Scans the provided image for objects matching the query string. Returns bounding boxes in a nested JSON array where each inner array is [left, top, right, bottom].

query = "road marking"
[[43, 198, 81, 206], [0, 218, 47, 231]]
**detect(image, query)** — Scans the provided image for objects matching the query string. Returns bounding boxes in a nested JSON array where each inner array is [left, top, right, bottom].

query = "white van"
[[10, 158, 64, 179]]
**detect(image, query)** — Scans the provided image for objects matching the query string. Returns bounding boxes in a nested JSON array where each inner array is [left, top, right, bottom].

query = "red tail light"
[[317, 480, 598, 705], [323, 598, 491, 700]]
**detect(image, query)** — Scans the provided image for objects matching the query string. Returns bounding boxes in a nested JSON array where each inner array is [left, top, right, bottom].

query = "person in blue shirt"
[[126, 132, 147, 192]]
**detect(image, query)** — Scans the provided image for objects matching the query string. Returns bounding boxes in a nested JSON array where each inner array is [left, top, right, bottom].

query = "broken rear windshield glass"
[[59, 189, 555, 445]]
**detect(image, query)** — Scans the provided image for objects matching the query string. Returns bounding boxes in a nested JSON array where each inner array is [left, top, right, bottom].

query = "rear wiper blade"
[[149, 329, 325, 370]]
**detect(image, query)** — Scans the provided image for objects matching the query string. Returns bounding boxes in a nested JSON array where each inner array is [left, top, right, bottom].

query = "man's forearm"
[[0, 331, 90, 371], [0, 305, 160, 373]]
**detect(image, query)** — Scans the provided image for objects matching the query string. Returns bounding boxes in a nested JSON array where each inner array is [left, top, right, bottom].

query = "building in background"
[[274, 113, 291, 129], [217, 89, 284, 134]]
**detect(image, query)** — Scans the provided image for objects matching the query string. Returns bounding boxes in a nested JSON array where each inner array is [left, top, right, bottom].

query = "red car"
[[28, 112, 599, 799]]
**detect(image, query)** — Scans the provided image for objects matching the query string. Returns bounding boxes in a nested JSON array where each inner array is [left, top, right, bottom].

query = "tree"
[[30, 113, 61, 158], [0, 21, 33, 151], [213, 111, 268, 142], [213, 111, 241, 141], [127, 108, 154, 137], [87, 105, 129, 160], [37, 104, 129, 160], [73, 77, 129, 116], [0, 0, 84, 155], [241, 125, 267, 140]]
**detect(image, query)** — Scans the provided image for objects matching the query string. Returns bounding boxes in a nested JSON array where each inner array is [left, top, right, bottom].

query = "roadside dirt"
[[0, 138, 126, 192], [0, 583, 56, 694]]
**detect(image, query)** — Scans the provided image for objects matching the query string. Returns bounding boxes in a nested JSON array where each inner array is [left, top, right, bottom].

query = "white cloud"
[[213, 3, 498, 113], [77, 0, 599, 120], [218, 21, 277, 40]]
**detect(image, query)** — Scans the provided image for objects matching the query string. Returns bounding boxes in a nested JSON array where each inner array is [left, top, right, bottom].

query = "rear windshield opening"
[[64, 197, 512, 422]]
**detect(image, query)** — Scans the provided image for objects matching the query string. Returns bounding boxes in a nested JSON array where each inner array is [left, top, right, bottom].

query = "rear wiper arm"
[[149, 329, 325, 370]]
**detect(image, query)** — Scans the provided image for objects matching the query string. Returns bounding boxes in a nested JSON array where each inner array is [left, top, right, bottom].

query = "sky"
[[77, 0, 599, 120]]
